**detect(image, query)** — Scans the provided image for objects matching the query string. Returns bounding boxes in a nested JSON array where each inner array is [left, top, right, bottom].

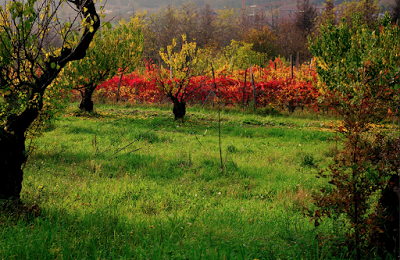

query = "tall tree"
[[62, 21, 143, 112], [178, 2, 199, 47], [0, 0, 100, 202], [129, 11, 158, 61], [215, 7, 242, 48], [337, 0, 380, 29], [243, 26, 279, 59], [275, 19, 309, 63], [391, 0, 400, 24], [158, 5, 180, 53], [315, 0, 336, 29], [197, 4, 216, 48], [294, 0, 317, 34], [309, 13, 399, 259]]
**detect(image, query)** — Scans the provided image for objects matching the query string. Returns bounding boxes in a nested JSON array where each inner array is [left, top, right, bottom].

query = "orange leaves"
[[387, 108, 393, 117]]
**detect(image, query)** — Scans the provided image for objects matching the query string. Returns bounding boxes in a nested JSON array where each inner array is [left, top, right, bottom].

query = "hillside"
[[103, 0, 333, 14], [99, 0, 393, 18]]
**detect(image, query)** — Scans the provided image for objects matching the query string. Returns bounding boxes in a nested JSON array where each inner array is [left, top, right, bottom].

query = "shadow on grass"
[[0, 199, 344, 260]]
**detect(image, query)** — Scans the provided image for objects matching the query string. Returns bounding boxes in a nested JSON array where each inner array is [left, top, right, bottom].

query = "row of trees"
[[119, 0, 398, 66], [67, 0, 399, 118]]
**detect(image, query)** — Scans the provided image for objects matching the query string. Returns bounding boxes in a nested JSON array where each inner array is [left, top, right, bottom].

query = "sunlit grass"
[[0, 103, 359, 259]]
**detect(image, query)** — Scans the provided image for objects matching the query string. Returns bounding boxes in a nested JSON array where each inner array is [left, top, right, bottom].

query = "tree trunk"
[[171, 96, 186, 120], [287, 100, 296, 113], [79, 88, 95, 112], [0, 131, 26, 202], [0, 104, 35, 203]]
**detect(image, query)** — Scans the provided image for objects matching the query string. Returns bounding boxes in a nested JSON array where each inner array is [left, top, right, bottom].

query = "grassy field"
[[1, 103, 358, 259]]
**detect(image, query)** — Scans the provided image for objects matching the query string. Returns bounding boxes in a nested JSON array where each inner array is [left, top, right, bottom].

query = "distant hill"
[[98, 0, 393, 17], [103, 0, 331, 13]]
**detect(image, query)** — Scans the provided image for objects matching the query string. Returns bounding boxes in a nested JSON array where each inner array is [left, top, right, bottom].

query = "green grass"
[[1, 103, 358, 259]]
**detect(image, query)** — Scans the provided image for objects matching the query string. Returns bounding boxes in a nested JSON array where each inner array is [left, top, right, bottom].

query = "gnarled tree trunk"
[[287, 100, 296, 113], [79, 87, 95, 112], [171, 96, 186, 120], [0, 105, 40, 202], [0, 131, 26, 202]]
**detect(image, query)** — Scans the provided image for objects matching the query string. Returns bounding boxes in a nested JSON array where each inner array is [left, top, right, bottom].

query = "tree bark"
[[171, 96, 186, 120], [0, 98, 42, 202], [0, 131, 26, 202], [287, 100, 296, 113], [79, 88, 95, 112]]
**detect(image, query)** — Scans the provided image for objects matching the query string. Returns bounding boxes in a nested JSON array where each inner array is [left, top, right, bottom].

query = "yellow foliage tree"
[[158, 35, 198, 119]]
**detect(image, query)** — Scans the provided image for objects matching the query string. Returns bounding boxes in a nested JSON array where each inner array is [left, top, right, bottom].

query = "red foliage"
[[95, 63, 321, 112]]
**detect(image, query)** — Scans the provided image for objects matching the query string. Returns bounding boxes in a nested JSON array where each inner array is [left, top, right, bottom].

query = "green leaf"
[[51, 62, 56, 69], [103, 22, 112, 29]]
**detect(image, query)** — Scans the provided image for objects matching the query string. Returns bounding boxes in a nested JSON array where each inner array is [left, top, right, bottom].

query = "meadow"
[[0, 102, 360, 260]]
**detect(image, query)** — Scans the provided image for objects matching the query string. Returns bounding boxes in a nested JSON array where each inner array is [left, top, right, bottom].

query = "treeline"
[[124, 0, 397, 65], [113, 0, 336, 11]]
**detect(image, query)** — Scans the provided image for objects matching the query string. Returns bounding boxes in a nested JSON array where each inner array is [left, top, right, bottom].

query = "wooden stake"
[[290, 54, 293, 79], [243, 68, 247, 110], [169, 55, 172, 80], [252, 72, 256, 111], [135, 81, 138, 105], [116, 72, 124, 102]]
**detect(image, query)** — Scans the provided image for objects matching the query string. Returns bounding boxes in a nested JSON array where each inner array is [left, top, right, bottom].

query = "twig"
[[105, 118, 168, 160]]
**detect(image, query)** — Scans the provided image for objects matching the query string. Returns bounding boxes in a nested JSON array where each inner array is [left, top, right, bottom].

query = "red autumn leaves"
[[94, 59, 320, 112]]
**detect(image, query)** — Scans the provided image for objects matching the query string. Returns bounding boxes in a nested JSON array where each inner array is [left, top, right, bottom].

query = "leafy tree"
[[391, 0, 400, 24], [337, 0, 380, 29], [294, 0, 317, 34], [311, 14, 398, 101], [195, 40, 258, 76], [178, 2, 199, 47], [149, 5, 180, 56], [275, 19, 310, 63], [0, 0, 100, 202], [158, 35, 198, 119], [314, 0, 336, 33], [197, 4, 217, 48], [308, 13, 399, 259], [243, 26, 279, 59], [214, 7, 242, 48], [222, 40, 256, 70], [62, 20, 144, 112], [128, 11, 158, 61]]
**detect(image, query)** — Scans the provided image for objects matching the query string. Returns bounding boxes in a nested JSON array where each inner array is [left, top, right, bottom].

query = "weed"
[[135, 131, 162, 143], [300, 153, 316, 168], [227, 144, 238, 153]]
